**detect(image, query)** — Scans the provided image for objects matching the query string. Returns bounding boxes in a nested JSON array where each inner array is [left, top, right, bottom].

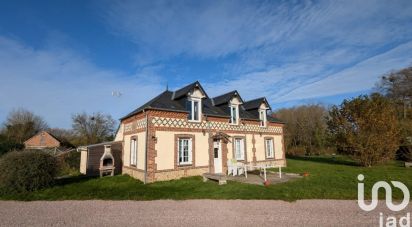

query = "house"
[[80, 81, 286, 183], [24, 131, 61, 150]]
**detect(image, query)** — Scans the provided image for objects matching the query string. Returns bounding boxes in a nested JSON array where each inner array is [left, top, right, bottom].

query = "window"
[[178, 138, 192, 165], [234, 138, 245, 160], [265, 139, 274, 158], [130, 138, 137, 166], [230, 105, 239, 124], [259, 109, 267, 127], [187, 99, 201, 121]]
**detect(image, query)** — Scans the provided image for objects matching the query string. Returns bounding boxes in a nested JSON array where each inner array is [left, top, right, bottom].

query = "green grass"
[[1, 156, 411, 201]]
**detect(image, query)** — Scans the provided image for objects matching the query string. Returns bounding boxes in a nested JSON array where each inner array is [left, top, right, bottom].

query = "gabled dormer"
[[172, 81, 208, 122], [242, 97, 271, 127], [212, 90, 243, 125]]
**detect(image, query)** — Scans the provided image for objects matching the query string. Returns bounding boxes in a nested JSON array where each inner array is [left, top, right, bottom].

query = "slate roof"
[[242, 97, 271, 110], [211, 90, 243, 106], [120, 81, 283, 123]]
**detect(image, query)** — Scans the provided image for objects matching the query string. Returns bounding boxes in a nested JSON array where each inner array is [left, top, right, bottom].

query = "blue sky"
[[1, 0, 412, 128]]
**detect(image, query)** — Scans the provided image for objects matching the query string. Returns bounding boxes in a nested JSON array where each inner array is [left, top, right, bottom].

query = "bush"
[[56, 151, 80, 176], [396, 146, 412, 162], [0, 150, 58, 193], [0, 134, 24, 156]]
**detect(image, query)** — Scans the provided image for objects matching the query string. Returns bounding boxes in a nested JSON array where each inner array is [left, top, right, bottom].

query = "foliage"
[[1, 157, 410, 201], [377, 66, 412, 145], [274, 104, 331, 156], [0, 150, 58, 193], [56, 151, 81, 176], [396, 146, 412, 162], [48, 128, 76, 148], [327, 94, 400, 166], [71, 112, 116, 146], [2, 108, 48, 144], [0, 134, 24, 156]]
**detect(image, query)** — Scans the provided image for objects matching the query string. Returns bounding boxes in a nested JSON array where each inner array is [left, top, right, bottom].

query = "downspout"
[[144, 109, 148, 184]]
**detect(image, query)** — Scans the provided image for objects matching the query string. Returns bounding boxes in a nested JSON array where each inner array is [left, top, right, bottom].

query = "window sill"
[[188, 120, 201, 123], [178, 163, 193, 167]]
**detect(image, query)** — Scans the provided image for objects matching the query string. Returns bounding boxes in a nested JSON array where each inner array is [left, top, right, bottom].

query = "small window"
[[130, 138, 137, 166], [234, 138, 245, 160], [187, 99, 201, 121], [265, 139, 274, 158], [178, 138, 192, 165], [259, 110, 267, 127], [230, 105, 238, 124]]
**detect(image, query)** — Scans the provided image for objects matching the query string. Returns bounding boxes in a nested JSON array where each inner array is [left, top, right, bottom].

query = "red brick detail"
[[24, 131, 60, 149], [174, 134, 196, 170], [121, 112, 145, 124], [252, 134, 257, 165]]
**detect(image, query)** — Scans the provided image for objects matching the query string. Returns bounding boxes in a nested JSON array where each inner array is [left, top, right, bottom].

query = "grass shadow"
[[287, 155, 360, 166], [54, 175, 97, 186]]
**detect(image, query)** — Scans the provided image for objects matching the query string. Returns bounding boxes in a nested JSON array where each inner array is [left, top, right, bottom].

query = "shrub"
[[396, 146, 412, 162], [56, 151, 80, 176], [0, 150, 58, 193]]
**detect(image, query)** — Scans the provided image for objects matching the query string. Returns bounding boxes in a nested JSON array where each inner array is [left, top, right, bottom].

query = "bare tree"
[[3, 108, 48, 143], [377, 66, 412, 145], [71, 112, 116, 145], [274, 104, 329, 156]]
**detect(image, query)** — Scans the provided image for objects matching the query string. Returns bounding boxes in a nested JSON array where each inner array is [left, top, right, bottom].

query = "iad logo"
[[357, 174, 410, 227], [358, 174, 410, 211]]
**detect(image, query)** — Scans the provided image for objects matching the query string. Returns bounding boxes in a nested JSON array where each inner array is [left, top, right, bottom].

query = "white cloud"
[[0, 36, 163, 128], [274, 41, 412, 102], [99, 0, 412, 106]]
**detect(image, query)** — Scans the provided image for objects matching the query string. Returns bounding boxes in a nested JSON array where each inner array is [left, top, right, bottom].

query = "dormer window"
[[259, 109, 267, 127], [187, 98, 201, 122], [230, 105, 239, 125]]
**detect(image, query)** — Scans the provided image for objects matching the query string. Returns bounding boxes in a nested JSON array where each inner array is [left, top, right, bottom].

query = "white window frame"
[[259, 109, 267, 127], [234, 138, 245, 161], [178, 138, 193, 165], [130, 138, 137, 166], [230, 105, 239, 125], [265, 139, 274, 158], [188, 98, 201, 122]]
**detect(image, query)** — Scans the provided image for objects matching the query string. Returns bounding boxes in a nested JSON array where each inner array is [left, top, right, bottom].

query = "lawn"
[[1, 156, 411, 201]]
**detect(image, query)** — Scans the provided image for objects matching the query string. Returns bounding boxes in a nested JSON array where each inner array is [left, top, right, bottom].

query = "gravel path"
[[0, 200, 410, 226]]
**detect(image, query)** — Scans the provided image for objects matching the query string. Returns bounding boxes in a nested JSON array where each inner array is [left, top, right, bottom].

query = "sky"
[[1, 0, 412, 128]]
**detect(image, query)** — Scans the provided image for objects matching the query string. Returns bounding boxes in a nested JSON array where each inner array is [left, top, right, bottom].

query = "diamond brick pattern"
[[124, 118, 147, 133], [151, 117, 282, 134]]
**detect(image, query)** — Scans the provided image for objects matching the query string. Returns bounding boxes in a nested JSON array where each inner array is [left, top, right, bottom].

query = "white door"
[[213, 140, 222, 174]]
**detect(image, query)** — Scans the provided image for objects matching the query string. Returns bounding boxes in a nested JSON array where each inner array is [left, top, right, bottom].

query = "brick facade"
[[120, 109, 286, 183], [24, 131, 60, 149]]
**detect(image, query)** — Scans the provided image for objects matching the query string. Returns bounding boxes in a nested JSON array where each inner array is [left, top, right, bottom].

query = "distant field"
[[1, 156, 411, 201]]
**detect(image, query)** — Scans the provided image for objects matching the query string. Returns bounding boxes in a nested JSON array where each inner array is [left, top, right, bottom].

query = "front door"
[[213, 139, 222, 174]]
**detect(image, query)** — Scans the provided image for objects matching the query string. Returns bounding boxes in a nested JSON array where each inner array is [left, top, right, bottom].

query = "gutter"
[[144, 109, 148, 184]]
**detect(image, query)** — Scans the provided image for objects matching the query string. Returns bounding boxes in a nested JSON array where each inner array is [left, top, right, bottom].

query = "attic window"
[[259, 109, 267, 127], [230, 105, 239, 125], [187, 98, 201, 122]]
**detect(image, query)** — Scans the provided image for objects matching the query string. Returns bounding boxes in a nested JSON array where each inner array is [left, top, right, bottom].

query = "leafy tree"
[[274, 104, 330, 156], [71, 112, 116, 145], [327, 94, 400, 166], [3, 108, 48, 144]]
